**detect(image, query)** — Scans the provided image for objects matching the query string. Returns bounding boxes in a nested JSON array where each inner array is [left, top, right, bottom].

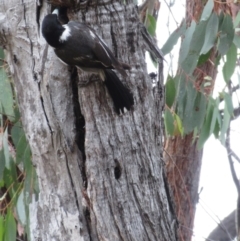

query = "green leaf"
[[200, 0, 214, 21], [222, 43, 237, 82], [24, 165, 33, 204], [0, 48, 4, 60], [23, 144, 31, 168], [233, 35, 240, 49], [146, 14, 157, 37], [224, 92, 234, 117], [3, 128, 10, 169], [182, 81, 198, 133], [0, 68, 15, 122], [197, 118, 211, 149], [164, 109, 174, 136], [179, 21, 196, 65], [209, 98, 219, 135], [17, 190, 27, 225], [197, 50, 211, 66], [234, 11, 240, 28], [165, 76, 176, 108], [174, 113, 184, 136], [200, 12, 218, 54], [0, 149, 5, 180], [218, 14, 234, 55], [3, 160, 18, 200], [5, 210, 16, 241], [181, 19, 208, 75], [11, 121, 23, 148], [190, 92, 207, 132], [16, 133, 27, 165], [0, 215, 4, 241], [161, 20, 187, 56], [213, 114, 220, 138], [175, 74, 187, 119], [197, 100, 214, 149]]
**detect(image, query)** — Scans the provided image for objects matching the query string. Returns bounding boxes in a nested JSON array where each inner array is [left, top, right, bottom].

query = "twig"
[[162, 0, 179, 27], [225, 126, 240, 241]]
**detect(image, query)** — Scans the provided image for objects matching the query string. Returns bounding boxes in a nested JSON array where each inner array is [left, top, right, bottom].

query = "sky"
[[145, 0, 240, 240]]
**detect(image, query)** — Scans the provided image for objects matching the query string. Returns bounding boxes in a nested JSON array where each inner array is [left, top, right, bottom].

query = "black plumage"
[[42, 12, 134, 114]]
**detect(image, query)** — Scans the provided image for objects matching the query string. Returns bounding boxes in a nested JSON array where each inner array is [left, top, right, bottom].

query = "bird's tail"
[[103, 69, 134, 114]]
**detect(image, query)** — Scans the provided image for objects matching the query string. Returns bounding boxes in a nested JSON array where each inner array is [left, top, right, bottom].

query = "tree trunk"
[[164, 1, 217, 241], [0, 0, 178, 240]]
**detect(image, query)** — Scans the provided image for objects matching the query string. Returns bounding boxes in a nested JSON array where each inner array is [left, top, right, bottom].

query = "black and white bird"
[[42, 9, 134, 114]]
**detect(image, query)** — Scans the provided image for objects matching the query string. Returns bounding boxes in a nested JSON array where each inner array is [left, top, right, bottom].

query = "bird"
[[42, 8, 134, 114]]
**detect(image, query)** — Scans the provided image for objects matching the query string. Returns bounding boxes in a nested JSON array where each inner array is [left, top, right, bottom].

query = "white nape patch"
[[89, 30, 96, 39], [52, 8, 59, 15], [59, 25, 71, 42]]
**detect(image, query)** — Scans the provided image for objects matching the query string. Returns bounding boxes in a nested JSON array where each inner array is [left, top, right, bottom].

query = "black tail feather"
[[104, 70, 134, 114]]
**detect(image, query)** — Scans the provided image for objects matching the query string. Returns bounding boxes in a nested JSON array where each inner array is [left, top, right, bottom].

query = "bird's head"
[[42, 11, 64, 48]]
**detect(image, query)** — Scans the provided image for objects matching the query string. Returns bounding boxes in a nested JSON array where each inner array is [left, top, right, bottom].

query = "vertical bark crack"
[[38, 82, 54, 135], [70, 67, 87, 188], [36, 0, 43, 32]]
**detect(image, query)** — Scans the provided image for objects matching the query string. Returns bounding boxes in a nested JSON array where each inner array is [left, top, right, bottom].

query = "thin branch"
[[226, 128, 240, 192], [162, 0, 179, 27], [229, 148, 240, 164], [199, 198, 234, 240], [226, 126, 240, 241]]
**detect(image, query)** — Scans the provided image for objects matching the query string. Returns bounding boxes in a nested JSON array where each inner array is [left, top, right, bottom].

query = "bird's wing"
[[88, 26, 127, 77]]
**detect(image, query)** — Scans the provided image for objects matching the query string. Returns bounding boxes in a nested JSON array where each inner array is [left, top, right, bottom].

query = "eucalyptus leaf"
[[175, 74, 187, 119], [0, 149, 5, 180], [218, 14, 234, 55], [179, 21, 196, 65], [182, 81, 198, 133], [209, 98, 219, 135], [3, 128, 10, 169], [224, 92, 234, 117], [165, 75, 176, 108], [197, 50, 211, 66], [200, 12, 218, 54], [222, 43, 237, 82], [16, 133, 27, 165], [0, 68, 15, 122], [200, 0, 214, 21], [181, 19, 208, 75], [174, 113, 184, 136], [197, 100, 214, 149], [11, 121, 24, 148], [0, 215, 4, 241], [146, 14, 157, 37], [5, 210, 16, 241], [17, 190, 27, 225], [233, 35, 240, 49], [161, 20, 186, 56], [164, 109, 174, 136], [234, 11, 240, 27]]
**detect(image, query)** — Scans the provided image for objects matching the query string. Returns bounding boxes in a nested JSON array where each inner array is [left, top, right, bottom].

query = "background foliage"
[[162, 0, 240, 149], [0, 49, 39, 241]]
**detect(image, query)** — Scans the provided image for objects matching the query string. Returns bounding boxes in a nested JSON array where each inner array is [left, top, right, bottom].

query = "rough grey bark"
[[0, 0, 177, 240]]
